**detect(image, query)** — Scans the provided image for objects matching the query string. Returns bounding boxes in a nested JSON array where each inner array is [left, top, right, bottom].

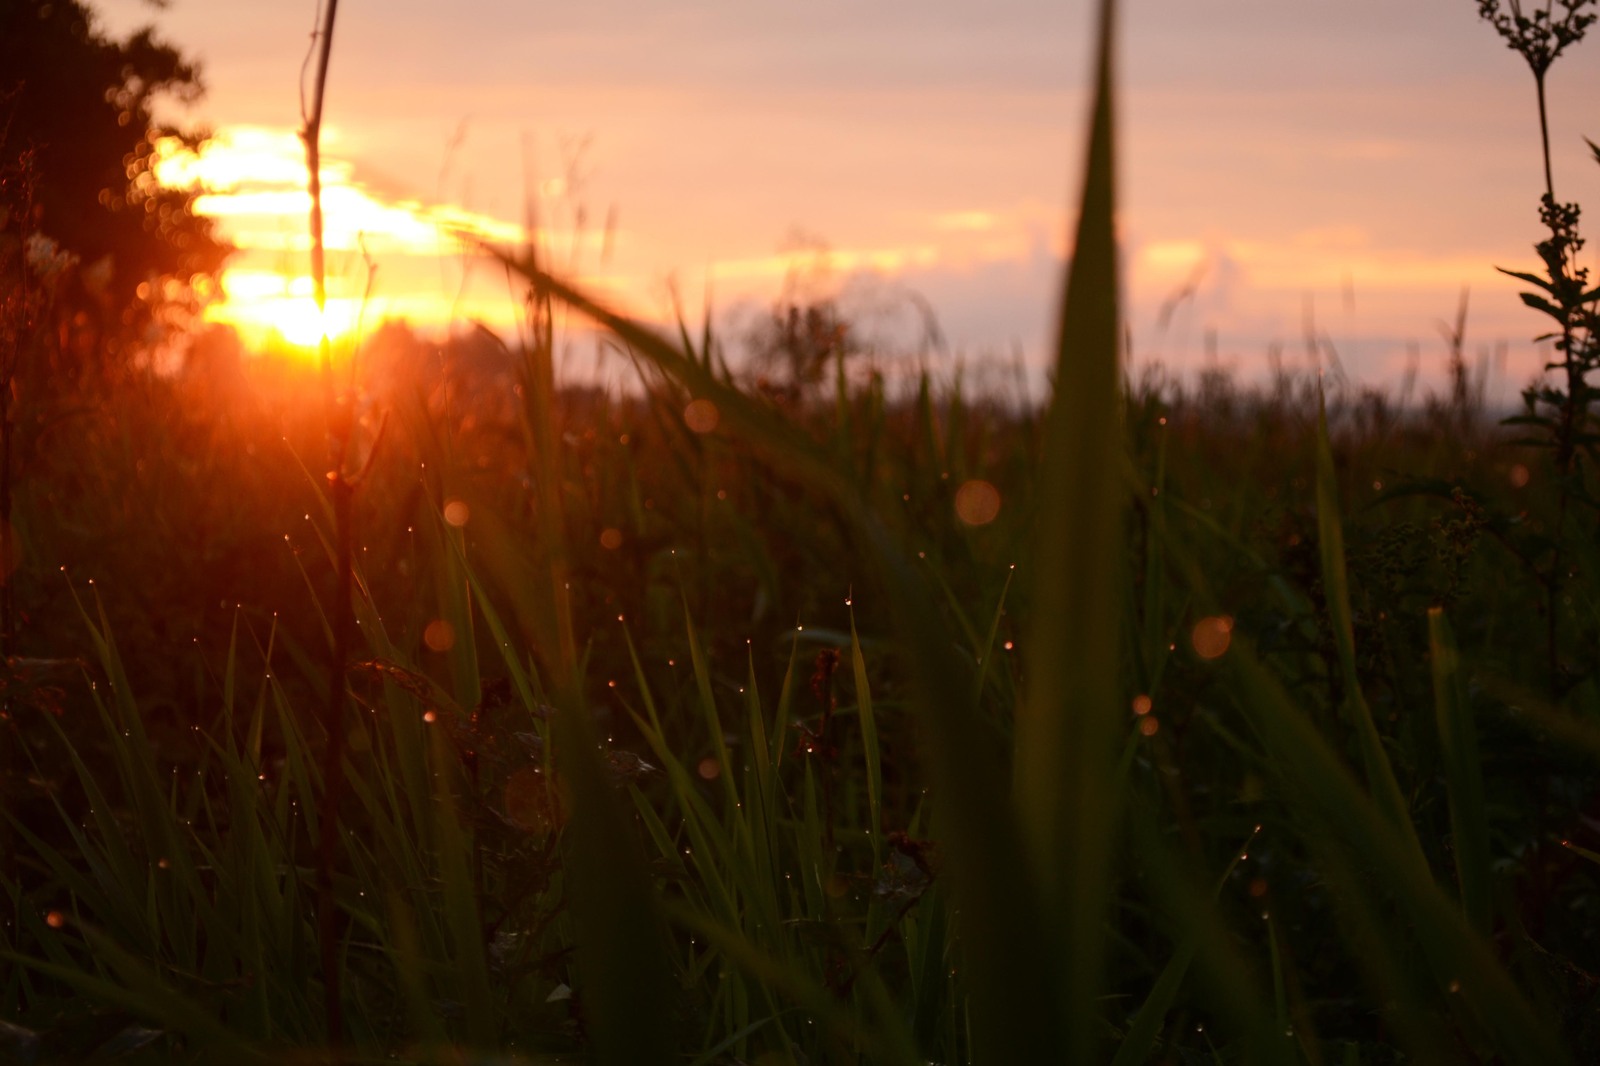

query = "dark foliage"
[[0, 0, 228, 369]]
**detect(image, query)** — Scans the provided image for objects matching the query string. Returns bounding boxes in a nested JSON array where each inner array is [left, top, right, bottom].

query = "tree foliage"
[[0, 0, 227, 367]]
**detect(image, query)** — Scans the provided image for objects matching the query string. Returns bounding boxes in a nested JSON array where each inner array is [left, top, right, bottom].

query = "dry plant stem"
[[1539, 69, 1577, 695], [300, 0, 349, 1043], [1537, 70, 1556, 205]]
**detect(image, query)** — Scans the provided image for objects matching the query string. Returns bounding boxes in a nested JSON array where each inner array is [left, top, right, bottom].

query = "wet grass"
[[4, 0, 1600, 1062]]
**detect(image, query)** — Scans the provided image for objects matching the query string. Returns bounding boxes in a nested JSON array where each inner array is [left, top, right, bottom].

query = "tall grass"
[[2, 0, 1599, 1062]]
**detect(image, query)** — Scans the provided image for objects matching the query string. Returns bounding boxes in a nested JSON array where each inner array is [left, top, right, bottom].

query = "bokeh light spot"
[[684, 398, 720, 434], [424, 619, 456, 652], [1191, 615, 1234, 660], [599, 527, 623, 550], [1139, 716, 1160, 737], [954, 479, 1002, 526], [1510, 463, 1530, 488], [443, 499, 470, 527], [696, 756, 722, 781], [1131, 694, 1153, 716]]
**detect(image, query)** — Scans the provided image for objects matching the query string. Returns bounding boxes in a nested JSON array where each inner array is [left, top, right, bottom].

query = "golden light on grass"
[[683, 398, 720, 434], [599, 527, 623, 550], [1191, 615, 1234, 660], [954, 478, 1002, 526], [443, 499, 471, 527], [423, 619, 456, 652]]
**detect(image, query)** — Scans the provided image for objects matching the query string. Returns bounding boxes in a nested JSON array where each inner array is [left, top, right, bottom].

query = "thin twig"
[[299, 0, 348, 1044]]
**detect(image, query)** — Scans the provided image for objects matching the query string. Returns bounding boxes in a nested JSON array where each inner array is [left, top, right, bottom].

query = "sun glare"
[[272, 296, 360, 349], [155, 127, 528, 348], [203, 270, 363, 351]]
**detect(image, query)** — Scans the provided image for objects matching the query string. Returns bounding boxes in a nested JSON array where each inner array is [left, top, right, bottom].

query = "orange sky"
[[104, 0, 1600, 400]]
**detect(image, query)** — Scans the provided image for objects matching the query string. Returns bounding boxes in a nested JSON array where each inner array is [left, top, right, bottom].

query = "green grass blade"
[[1313, 387, 1423, 859], [1013, 0, 1123, 1055], [1111, 822, 1265, 1066], [553, 686, 677, 1064], [1228, 644, 1569, 1065], [1428, 606, 1491, 935], [847, 606, 882, 862]]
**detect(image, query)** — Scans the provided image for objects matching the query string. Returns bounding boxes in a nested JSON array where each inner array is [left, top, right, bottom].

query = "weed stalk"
[[1477, 0, 1599, 689], [299, 0, 350, 1043]]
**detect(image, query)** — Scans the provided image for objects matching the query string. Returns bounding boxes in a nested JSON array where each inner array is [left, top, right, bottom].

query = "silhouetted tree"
[[0, 0, 227, 372]]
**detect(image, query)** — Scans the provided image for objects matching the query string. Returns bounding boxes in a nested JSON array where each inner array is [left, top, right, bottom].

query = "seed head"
[[1477, 0, 1596, 77]]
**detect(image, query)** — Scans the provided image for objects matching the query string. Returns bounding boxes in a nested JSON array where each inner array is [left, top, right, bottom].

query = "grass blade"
[[1313, 388, 1423, 859], [1429, 606, 1491, 934], [1013, 0, 1124, 1055]]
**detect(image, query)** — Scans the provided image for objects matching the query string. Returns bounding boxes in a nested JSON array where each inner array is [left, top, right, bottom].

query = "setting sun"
[[155, 127, 530, 348], [206, 268, 365, 350]]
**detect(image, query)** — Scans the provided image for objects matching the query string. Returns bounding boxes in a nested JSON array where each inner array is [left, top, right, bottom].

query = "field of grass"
[[4, 1, 1600, 1063]]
